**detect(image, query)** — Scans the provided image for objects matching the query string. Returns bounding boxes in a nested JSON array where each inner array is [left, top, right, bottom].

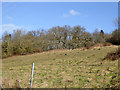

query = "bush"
[[104, 47, 120, 60], [103, 42, 112, 46], [107, 29, 120, 45]]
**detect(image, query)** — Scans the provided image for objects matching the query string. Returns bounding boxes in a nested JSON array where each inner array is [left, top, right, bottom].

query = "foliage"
[[2, 25, 119, 58], [104, 46, 120, 61], [107, 29, 120, 45], [2, 25, 95, 58]]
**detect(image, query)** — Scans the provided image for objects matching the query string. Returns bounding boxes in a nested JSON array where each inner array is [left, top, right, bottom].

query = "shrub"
[[107, 29, 120, 45], [103, 42, 112, 46], [104, 47, 120, 60]]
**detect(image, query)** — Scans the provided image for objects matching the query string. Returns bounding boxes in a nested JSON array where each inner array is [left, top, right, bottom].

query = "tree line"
[[1, 25, 120, 58]]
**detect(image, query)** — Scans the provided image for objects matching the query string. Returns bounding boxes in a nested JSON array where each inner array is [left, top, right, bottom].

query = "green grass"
[[2, 46, 119, 88]]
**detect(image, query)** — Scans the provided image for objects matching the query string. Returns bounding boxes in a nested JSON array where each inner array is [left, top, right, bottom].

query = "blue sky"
[[2, 2, 118, 35]]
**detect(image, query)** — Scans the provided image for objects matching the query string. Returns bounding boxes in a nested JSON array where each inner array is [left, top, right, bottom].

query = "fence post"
[[30, 63, 34, 90]]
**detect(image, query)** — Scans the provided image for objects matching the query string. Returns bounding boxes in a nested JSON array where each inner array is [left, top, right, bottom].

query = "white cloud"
[[0, 24, 41, 36], [62, 9, 81, 18], [69, 9, 80, 16], [2, 24, 21, 32], [0, 24, 25, 37]]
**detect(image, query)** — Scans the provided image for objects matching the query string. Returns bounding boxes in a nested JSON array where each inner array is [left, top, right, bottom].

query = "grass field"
[[2, 46, 119, 88]]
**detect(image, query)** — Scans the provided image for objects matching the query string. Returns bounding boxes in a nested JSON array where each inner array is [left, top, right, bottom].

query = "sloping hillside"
[[2, 46, 119, 88]]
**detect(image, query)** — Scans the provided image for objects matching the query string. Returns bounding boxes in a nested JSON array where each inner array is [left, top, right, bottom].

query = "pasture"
[[2, 46, 119, 88]]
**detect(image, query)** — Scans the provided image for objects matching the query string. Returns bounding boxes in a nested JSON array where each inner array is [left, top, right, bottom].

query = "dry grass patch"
[[2, 45, 119, 88]]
